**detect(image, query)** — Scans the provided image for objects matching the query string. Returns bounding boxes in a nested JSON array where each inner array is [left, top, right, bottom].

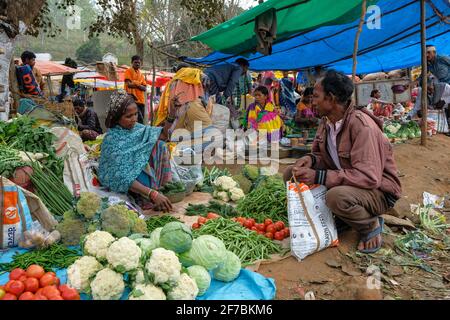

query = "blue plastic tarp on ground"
[[0, 247, 276, 300], [185, 0, 450, 74]]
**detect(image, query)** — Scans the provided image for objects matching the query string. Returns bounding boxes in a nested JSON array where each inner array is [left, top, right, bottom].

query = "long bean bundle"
[[0, 244, 81, 272], [193, 218, 283, 266], [29, 162, 73, 217], [237, 176, 288, 224]]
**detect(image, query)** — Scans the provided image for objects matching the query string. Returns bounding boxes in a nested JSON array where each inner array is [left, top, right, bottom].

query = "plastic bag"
[[1, 177, 34, 249], [287, 181, 339, 261], [19, 220, 61, 249], [170, 148, 204, 194]]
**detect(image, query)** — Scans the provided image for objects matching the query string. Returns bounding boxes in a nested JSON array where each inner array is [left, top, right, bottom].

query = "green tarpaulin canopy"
[[192, 0, 378, 54]]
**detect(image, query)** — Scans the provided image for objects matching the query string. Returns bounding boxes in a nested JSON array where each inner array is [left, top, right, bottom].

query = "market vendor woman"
[[98, 92, 173, 211], [244, 86, 284, 141]]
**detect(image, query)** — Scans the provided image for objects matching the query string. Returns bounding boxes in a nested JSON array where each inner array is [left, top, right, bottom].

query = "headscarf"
[[99, 90, 163, 193]]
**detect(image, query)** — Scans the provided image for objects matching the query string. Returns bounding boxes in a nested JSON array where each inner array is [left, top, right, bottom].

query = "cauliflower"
[[133, 268, 146, 286], [232, 174, 252, 194], [101, 205, 132, 238], [129, 284, 166, 300], [56, 214, 87, 246], [145, 248, 181, 285], [90, 268, 125, 300], [213, 190, 230, 202], [167, 273, 199, 300], [76, 192, 102, 219], [106, 237, 142, 273], [67, 256, 103, 293], [229, 187, 245, 202], [214, 176, 237, 191], [83, 230, 115, 261], [128, 213, 148, 235]]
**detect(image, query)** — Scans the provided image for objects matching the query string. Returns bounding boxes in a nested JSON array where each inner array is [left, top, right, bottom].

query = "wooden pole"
[[420, 0, 428, 146], [352, 0, 367, 82], [149, 46, 157, 126]]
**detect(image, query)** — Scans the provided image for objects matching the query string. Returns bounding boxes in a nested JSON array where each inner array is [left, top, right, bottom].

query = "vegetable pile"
[[185, 200, 239, 218], [0, 264, 80, 300], [197, 166, 231, 193], [0, 116, 65, 179], [192, 218, 284, 266], [212, 176, 245, 203], [237, 175, 288, 225], [231, 217, 290, 241], [146, 215, 180, 233], [160, 181, 186, 195], [0, 245, 81, 272], [384, 120, 421, 141]]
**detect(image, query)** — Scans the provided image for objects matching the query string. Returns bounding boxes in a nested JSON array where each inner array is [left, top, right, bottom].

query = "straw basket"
[[31, 97, 75, 119]]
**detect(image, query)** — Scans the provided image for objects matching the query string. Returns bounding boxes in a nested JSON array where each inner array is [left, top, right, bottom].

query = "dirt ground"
[[255, 134, 450, 300]]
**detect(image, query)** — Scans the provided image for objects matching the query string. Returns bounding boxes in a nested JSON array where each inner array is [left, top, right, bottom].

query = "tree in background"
[[75, 37, 103, 63]]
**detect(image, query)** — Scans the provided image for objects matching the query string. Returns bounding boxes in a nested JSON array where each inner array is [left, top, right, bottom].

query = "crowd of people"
[[10, 44, 450, 254]]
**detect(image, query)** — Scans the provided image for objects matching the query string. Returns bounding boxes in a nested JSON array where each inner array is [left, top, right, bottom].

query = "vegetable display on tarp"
[[212, 176, 245, 203], [185, 200, 239, 218], [197, 167, 231, 193], [0, 116, 65, 179], [192, 218, 284, 266], [237, 175, 288, 225]]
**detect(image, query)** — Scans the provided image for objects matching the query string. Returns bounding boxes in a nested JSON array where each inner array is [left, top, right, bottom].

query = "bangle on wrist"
[[150, 190, 159, 202]]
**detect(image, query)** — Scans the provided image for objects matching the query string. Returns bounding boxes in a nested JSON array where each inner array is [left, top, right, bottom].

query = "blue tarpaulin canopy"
[[185, 0, 450, 74]]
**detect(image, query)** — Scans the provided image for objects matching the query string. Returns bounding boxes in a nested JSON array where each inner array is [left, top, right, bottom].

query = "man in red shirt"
[[124, 55, 147, 124]]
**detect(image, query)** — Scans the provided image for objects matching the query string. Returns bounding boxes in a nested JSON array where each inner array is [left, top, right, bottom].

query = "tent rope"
[[426, 0, 450, 24]]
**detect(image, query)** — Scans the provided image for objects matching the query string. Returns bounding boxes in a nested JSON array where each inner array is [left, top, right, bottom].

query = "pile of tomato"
[[191, 212, 221, 229], [232, 218, 290, 241], [0, 264, 80, 300]]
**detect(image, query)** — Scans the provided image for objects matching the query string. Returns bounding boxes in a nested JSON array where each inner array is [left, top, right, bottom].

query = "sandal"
[[358, 216, 384, 254]]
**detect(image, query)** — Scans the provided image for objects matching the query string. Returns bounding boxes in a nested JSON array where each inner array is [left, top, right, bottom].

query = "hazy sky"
[[242, 0, 259, 9]]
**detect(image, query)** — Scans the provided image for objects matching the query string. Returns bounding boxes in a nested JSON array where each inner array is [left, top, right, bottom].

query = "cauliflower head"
[[106, 237, 142, 273], [90, 268, 125, 300], [229, 187, 245, 202], [167, 273, 199, 300], [213, 190, 230, 202], [214, 176, 237, 191], [84, 230, 115, 261], [129, 284, 166, 300], [145, 248, 181, 285], [133, 268, 146, 286], [101, 205, 132, 238], [67, 256, 103, 293], [76, 192, 102, 219], [232, 174, 252, 194], [56, 215, 87, 246]]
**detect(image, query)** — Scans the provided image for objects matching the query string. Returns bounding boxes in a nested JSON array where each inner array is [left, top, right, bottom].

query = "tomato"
[[264, 219, 273, 226], [18, 292, 35, 300], [6, 280, 25, 296], [244, 220, 254, 229], [257, 231, 265, 235], [24, 277, 39, 293], [247, 218, 256, 226], [49, 295, 64, 300], [9, 268, 26, 281], [40, 273, 57, 288], [42, 285, 60, 299], [206, 212, 220, 219], [274, 231, 285, 241], [26, 265, 45, 279], [255, 223, 266, 232], [274, 221, 285, 231], [283, 228, 290, 238], [61, 288, 80, 300], [251, 226, 258, 232], [2, 293, 17, 300], [198, 217, 207, 225], [237, 217, 246, 223], [34, 292, 48, 300], [0, 288, 5, 300], [265, 232, 274, 240], [18, 275, 28, 285], [192, 223, 200, 230], [265, 224, 276, 234], [55, 277, 60, 287]]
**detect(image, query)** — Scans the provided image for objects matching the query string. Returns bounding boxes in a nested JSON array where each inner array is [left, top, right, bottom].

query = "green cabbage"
[[159, 222, 193, 253], [187, 265, 211, 296], [213, 251, 241, 282], [178, 250, 196, 268], [150, 227, 162, 248], [190, 235, 227, 271]]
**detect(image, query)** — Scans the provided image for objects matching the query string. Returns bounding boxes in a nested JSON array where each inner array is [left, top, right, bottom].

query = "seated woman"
[[73, 99, 103, 141], [367, 89, 393, 118], [98, 92, 173, 212], [295, 87, 319, 128], [244, 86, 283, 142]]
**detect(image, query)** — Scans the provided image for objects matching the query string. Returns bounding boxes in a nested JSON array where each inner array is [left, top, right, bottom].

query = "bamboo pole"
[[420, 0, 428, 146], [149, 45, 157, 126], [352, 0, 367, 82]]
